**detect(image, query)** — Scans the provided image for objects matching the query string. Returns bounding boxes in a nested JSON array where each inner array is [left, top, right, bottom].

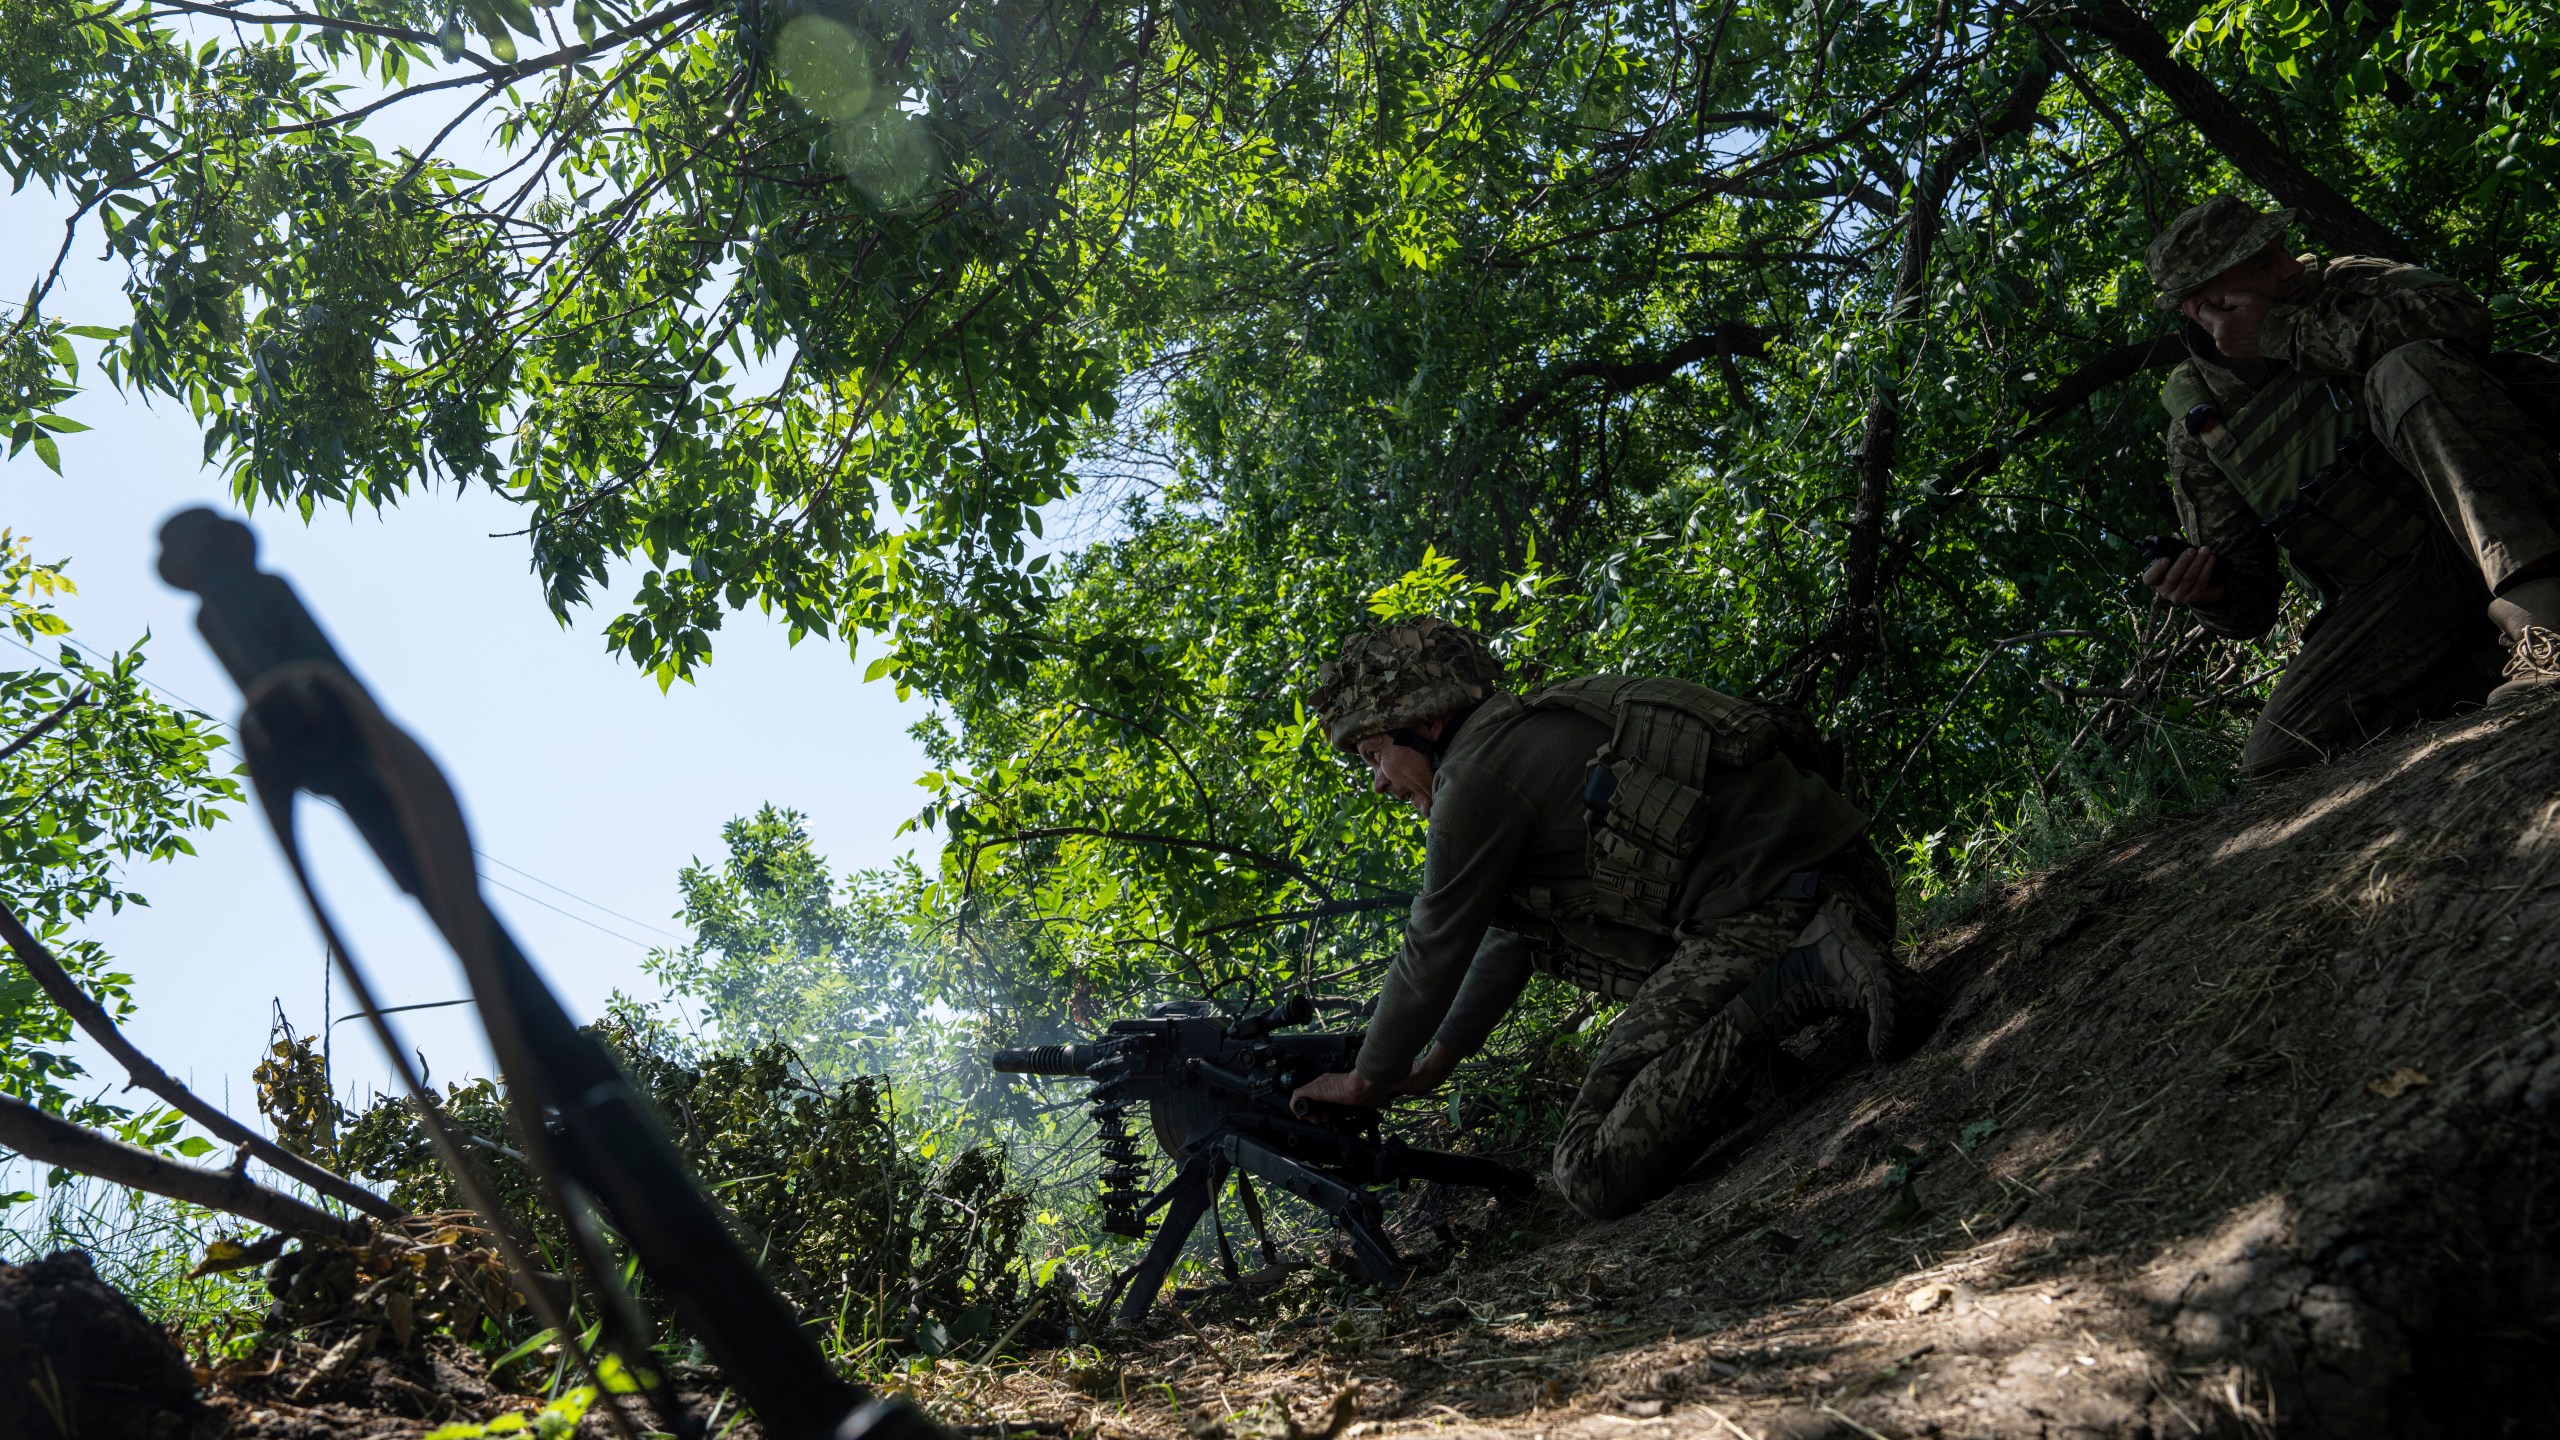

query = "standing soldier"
[[2142, 195, 2560, 779], [1286, 617, 1918, 1221]]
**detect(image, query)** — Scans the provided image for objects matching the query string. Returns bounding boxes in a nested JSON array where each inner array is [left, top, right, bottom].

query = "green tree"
[[0, 531, 241, 1138], [646, 805, 936, 1079], [12, 0, 2560, 1068]]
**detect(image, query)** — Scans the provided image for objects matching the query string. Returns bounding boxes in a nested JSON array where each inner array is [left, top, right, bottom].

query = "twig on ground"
[[1170, 1305, 1240, 1375], [975, 1290, 1051, 1366]]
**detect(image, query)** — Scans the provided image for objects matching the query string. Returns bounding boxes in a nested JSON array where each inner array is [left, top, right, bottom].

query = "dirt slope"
[[950, 693, 2560, 1440]]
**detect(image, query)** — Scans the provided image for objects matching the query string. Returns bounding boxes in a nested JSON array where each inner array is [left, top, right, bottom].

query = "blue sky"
[[4, 195, 937, 1124]]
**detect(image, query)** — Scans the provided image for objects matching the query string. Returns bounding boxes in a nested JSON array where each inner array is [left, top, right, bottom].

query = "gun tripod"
[[1096, 1120, 1528, 1329]]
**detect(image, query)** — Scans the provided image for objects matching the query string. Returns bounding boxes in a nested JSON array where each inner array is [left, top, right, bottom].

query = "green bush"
[[322, 1005, 1030, 1363]]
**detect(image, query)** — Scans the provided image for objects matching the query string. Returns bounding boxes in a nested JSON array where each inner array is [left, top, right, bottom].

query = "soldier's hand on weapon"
[[2143, 544, 2227, 607], [1292, 1043, 1459, 1115], [1291, 1068, 1385, 1114]]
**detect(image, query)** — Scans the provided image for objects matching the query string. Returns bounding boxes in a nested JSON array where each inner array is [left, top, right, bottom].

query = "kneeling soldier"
[[1287, 617, 1916, 1220], [2142, 195, 2560, 779]]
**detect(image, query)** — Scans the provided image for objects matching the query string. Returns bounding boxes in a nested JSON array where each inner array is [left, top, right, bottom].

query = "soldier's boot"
[[2488, 575, 2560, 706], [1717, 894, 1919, 1063]]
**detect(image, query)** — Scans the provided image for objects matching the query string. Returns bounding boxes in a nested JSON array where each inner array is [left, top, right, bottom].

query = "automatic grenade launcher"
[[992, 996, 1532, 1328]]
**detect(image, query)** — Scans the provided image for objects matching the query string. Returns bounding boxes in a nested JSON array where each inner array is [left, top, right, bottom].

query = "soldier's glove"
[[1719, 895, 1917, 1062]]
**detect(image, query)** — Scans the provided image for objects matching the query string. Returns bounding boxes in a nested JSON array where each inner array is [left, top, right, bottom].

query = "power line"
[[473, 852, 683, 942], [2, 629, 689, 954], [482, 875, 660, 951]]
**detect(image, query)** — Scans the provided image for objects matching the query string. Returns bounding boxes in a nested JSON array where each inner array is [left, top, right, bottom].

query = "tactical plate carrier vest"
[[2160, 360, 2434, 593], [1496, 677, 1837, 999]]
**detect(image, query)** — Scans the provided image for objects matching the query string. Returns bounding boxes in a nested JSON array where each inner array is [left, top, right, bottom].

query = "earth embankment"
[[956, 694, 2560, 1439]]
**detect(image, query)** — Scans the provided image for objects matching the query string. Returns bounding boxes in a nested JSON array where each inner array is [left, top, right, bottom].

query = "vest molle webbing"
[[1511, 676, 1798, 947], [2162, 361, 2433, 590]]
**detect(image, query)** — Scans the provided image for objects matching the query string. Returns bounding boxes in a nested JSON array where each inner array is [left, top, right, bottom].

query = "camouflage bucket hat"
[[2147, 194, 2296, 303], [1308, 617, 1502, 752]]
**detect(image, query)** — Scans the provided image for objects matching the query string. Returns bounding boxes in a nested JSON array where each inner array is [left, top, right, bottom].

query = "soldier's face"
[[1356, 733, 1437, 818], [2182, 243, 2304, 319]]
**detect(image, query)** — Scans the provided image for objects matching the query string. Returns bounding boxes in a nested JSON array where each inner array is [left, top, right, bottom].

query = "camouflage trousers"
[[2368, 340, 2560, 593], [2242, 526, 2504, 779], [2243, 341, 2558, 779], [1551, 840, 1897, 1221]]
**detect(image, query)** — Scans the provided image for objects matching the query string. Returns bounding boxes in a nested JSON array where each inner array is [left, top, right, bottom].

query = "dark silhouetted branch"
[[1817, 52, 2057, 705], [0, 686, 91, 766], [1496, 324, 1780, 429], [0, 902, 403, 1221], [2070, 0, 2413, 261], [1779, 333, 2187, 698], [1930, 333, 2189, 497], [0, 1092, 364, 1239]]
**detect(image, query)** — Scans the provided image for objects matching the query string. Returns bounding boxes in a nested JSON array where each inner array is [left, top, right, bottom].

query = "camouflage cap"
[[1308, 617, 1502, 751], [2147, 195, 2296, 303]]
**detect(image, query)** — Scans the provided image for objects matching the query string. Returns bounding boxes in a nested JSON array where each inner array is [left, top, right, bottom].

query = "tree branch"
[[1816, 51, 2056, 704], [255, 0, 722, 138], [1497, 323, 1779, 429], [2069, 0, 2414, 260], [1777, 334, 2186, 700], [0, 903, 404, 1221], [143, 0, 509, 72], [0, 1092, 364, 1240], [0, 686, 91, 766], [1929, 333, 2188, 497], [1197, 895, 1413, 936], [969, 826, 1374, 899]]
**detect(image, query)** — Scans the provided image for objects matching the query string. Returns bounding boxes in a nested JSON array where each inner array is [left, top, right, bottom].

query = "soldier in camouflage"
[[1286, 617, 1918, 1220], [2142, 195, 2560, 779]]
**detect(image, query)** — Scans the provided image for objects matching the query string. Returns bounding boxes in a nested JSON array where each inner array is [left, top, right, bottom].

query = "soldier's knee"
[[2368, 339, 2495, 443], [1550, 1149, 1647, 1222]]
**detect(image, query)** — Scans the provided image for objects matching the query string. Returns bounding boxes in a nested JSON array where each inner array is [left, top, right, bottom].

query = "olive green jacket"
[[1352, 692, 1867, 1085]]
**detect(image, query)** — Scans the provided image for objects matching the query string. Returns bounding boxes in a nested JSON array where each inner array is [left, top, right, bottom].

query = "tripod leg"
[[1233, 1172, 1282, 1268], [1218, 1135, 1404, 1287], [1330, 1205, 1401, 1287], [1211, 1188, 1243, 1283], [1113, 1156, 1220, 1329]]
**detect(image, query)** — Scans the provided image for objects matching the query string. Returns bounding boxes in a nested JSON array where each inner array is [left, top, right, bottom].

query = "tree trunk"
[[2071, 0, 2414, 261], [1812, 54, 2055, 705]]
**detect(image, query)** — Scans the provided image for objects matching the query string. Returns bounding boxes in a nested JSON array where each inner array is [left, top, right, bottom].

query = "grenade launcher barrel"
[[989, 1042, 1115, 1075]]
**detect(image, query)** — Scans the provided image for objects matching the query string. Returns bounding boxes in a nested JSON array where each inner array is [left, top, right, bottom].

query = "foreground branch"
[[0, 1092, 364, 1240], [0, 903, 403, 1221], [2070, 0, 2413, 261]]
